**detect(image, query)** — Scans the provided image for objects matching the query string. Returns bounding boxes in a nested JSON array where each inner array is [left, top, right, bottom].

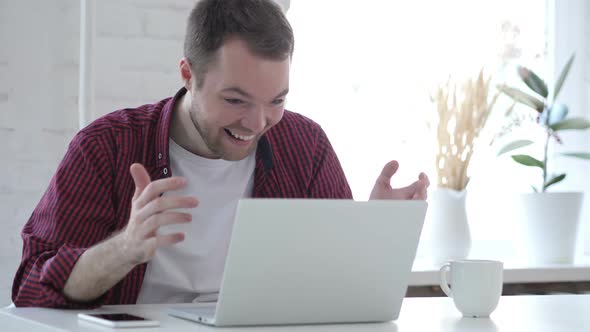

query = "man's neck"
[[169, 92, 211, 158]]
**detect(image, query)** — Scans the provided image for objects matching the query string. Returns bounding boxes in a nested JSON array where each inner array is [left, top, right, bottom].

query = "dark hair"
[[184, 0, 295, 88]]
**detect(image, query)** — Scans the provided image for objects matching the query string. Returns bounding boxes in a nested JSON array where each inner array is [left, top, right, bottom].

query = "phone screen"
[[89, 313, 148, 321]]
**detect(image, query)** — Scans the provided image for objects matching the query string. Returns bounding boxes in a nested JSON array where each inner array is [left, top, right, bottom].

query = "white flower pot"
[[514, 192, 584, 264], [426, 188, 472, 265]]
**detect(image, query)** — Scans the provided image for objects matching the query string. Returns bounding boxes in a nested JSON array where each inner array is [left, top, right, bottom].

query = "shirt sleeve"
[[307, 127, 353, 199], [12, 131, 117, 308]]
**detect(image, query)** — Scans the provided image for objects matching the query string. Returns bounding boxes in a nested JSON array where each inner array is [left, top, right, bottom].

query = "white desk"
[[2, 294, 589, 331]]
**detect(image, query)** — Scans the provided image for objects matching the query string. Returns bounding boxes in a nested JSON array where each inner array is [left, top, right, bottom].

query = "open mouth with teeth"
[[224, 128, 255, 142]]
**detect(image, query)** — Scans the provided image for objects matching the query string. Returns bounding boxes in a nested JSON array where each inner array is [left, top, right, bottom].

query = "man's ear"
[[179, 58, 193, 91]]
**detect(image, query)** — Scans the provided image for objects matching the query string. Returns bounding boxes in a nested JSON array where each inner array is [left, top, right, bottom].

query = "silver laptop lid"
[[214, 199, 427, 326]]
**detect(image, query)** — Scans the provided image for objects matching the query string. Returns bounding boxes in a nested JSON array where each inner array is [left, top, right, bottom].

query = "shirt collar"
[[155, 87, 274, 174]]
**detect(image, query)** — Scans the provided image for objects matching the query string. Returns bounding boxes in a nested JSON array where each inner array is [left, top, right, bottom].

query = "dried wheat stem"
[[433, 70, 498, 191]]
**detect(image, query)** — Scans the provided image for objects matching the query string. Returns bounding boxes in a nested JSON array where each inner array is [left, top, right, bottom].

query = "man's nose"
[[242, 105, 266, 133]]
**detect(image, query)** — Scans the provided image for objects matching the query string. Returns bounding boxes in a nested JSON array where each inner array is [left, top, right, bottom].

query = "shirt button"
[[158, 153, 162, 160], [163, 168, 168, 175]]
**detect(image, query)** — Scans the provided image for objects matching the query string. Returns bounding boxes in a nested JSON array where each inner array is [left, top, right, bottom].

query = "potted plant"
[[427, 71, 499, 264], [497, 54, 590, 263]]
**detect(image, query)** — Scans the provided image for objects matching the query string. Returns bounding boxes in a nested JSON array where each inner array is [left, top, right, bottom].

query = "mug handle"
[[439, 263, 453, 298]]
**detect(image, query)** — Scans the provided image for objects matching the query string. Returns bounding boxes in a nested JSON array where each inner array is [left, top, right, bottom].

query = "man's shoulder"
[[264, 110, 327, 162], [270, 110, 322, 137], [281, 110, 320, 127]]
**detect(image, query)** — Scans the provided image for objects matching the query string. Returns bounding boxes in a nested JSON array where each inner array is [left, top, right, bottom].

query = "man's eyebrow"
[[273, 88, 289, 99], [221, 87, 289, 100], [221, 87, 252, 98]]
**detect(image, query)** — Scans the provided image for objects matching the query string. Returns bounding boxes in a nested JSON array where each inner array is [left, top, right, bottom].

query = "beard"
[[188, 105, 260, 161]]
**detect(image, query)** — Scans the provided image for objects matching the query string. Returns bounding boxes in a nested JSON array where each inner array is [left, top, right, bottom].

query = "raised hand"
[[121, 163, 199, 265], [369, 160, 430, 200], [63, 163, 199, 302]]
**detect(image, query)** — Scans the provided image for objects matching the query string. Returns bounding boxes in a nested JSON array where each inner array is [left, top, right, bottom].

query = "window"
[[286, 0, 547, 261]]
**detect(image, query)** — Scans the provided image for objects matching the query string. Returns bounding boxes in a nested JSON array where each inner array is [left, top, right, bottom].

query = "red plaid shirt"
[[12, 88, 352, 308]]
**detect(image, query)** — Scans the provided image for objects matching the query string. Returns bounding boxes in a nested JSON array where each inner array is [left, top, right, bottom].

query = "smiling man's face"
[[183, 37, 290, 161]]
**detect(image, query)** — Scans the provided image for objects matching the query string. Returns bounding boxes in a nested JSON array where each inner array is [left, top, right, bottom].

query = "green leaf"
[[562, 152, 590, 159], [544, 173, 566, 191], [518, 66, 548, 98], [550, 117, 590, 131], [497, 84, 544, 112], [554, 54, 575, 102], [497, 140, 534, 156], [531, 186, 539, 193], [511, 154, 544, 169]]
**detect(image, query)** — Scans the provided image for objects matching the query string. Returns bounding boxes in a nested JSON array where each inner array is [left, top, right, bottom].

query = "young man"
[[12, 0, 429, 308]]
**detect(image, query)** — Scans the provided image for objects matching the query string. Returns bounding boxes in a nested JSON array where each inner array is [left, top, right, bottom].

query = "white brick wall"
[[0, 0, 193, 306], [92, 0, 191, 118], [0, 0, 80, 306]]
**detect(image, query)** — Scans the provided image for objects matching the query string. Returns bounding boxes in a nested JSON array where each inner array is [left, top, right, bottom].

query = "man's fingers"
[[135, 177, 188, 209], [417, 173, 430, 200], [156, 233, 185, 248], [130, 163, 151, 200], [397, 183, 416, 199], [407, 180, 427, 200], [412, 186, 426, 200], [140, 233, 186, 261], [141, 212, 192, 239], [376, 160, 400, 186], [419, 172, 431, 190], [136, 195, 198, 222], [402, 178, 428, 200]]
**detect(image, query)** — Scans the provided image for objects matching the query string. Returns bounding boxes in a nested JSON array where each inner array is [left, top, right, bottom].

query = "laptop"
[[168, 199, 427, 327]]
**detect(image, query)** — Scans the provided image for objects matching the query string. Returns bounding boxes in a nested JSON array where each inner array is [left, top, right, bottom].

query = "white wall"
[[0, 0, 192, 306], [92, 0, 190, 118], [549, 0, 590, 256], [0, 0, 80, 306], [580, 0, 590, 256]]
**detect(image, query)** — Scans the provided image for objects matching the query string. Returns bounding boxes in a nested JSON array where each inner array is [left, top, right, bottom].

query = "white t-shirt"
[[136, 139, 255, 304]]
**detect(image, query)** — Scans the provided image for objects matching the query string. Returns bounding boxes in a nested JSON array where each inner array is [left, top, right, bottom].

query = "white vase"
[[514, 192, 584, 264], [426, 188, 472, 265]]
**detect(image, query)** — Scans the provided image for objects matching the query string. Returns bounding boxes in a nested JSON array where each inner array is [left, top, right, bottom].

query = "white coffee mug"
[[439, 259, 503, 317]]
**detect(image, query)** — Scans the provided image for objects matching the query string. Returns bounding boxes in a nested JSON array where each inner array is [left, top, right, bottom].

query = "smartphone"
[[77, 312, 160, 328]]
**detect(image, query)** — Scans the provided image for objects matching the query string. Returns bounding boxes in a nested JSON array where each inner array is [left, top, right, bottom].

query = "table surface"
[[2, 294, 589, 332]]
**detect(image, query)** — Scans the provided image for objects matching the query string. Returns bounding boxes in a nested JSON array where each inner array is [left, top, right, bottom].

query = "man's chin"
[[219, 141, 258, 161]]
